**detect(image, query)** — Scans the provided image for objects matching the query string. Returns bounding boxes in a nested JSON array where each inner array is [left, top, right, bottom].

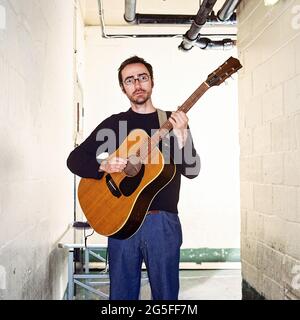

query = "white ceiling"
[[79, 0, 237, 36]]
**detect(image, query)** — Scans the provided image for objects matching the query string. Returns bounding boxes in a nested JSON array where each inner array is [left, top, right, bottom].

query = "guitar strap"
[[156, 108, 171, 154], [156, 108, 167, 128], [157, 108, 170, 138]]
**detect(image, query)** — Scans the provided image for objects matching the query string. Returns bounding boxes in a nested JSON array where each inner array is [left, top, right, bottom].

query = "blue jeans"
[[108, 210, 182, 300]]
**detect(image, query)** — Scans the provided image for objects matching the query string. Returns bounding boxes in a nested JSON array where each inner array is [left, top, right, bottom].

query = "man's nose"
[[133, 78, 142, 87]]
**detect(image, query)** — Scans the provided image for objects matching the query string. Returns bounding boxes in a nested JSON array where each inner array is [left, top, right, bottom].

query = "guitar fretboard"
[[136, 82, 210, 161]]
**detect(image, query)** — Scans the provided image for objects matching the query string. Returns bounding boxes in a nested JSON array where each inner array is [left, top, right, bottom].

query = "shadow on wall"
[[0, 265, 6, 299], [48, 245, 68, 300]]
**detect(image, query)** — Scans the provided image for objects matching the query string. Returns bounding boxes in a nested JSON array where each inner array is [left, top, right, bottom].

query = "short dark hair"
[[118, 56, 153, 86]]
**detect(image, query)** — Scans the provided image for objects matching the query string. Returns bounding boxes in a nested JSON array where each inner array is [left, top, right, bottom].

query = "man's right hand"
[[99, 157, 127, 173]]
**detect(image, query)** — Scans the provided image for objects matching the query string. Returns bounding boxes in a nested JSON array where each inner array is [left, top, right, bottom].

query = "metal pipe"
[[207, 10, 236, 24], [217, 0, 240, 21], [120, 0, 238, 46], [194, 37, 236, 50], [124, 0, 137, 23], [123, 0, 237, 27], [179, 0, 217, 51], [100, 33, 237, 38], [136, 14, 194, 25], [134, 13, 236, 25]]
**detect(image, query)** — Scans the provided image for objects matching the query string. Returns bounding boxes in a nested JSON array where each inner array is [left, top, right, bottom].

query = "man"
[[67, 56, 200, 300]]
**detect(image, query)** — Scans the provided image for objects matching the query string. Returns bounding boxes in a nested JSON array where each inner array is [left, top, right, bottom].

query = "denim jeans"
[[108, 210, 183, 300]]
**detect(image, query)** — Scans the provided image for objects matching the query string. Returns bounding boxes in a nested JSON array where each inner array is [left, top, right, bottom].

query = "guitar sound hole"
[[119, 164, 145, 197], [124, 155, 142, 177]]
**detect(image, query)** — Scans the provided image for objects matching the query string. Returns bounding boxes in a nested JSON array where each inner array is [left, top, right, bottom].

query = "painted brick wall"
[[0, 0, 80, 299], [238, 0, 300, 299]]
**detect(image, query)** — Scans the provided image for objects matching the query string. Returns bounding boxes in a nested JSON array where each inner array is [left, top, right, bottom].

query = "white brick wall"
[[238, 0, 300, 299], [0, 0, 82, 299]]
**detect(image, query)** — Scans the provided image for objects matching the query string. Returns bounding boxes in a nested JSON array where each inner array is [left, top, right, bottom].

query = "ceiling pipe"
[[121, 0, 237, 49], [194, 37, 236, 50], [217, 0, 241, 21], [136, 14, 194, 24], [124, 0, 137, 23], [134, 13, 236, 25], [179, 0, 242, 51], [124, 0, 236, 25], [179, 0, 217, 51]]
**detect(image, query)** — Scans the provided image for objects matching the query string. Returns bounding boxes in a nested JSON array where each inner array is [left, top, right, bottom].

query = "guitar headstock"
[[206, 56, 242, 87]]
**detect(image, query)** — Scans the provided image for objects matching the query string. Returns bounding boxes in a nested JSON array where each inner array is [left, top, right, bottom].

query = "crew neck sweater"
[[67, 108, 200, 213]]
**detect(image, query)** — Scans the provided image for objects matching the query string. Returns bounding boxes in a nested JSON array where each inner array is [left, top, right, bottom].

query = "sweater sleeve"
[[174, 126, 201, 179], [66, 118, 114, 179], [164, 111, 200, 179]]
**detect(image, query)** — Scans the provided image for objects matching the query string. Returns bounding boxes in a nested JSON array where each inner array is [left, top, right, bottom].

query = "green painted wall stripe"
[[84, 248, 240, 263], [180, 248, 240, 263]]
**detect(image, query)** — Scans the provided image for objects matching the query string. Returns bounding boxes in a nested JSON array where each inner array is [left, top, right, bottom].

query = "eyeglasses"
[[123, 73, 150, 86]]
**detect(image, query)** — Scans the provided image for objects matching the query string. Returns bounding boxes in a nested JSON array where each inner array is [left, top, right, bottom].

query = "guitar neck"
[[157, 81, 210, 139], [137, 81, 210, 161]]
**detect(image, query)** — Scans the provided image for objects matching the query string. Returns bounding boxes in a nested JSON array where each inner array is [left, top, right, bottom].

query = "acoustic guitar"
[[78, 56, 242, 239]]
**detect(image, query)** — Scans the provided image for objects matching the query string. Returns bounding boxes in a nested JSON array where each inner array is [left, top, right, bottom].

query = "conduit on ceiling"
[[98, 0, 240, 50]]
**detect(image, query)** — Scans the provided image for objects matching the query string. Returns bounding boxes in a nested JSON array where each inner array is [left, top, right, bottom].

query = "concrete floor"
[[73, 263, 242, 300], [179, 268, 242, 300]]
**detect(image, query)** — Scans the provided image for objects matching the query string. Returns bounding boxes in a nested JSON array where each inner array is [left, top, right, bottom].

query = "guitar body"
[[78, 129, 176, 239]]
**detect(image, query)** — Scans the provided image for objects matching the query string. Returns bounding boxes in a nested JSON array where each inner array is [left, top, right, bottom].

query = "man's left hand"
[[169, 111, 188, 149]]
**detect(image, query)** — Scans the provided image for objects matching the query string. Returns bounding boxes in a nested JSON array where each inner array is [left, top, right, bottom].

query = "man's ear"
[[151, 78, 154, 88], [120, 84, 126, 93]]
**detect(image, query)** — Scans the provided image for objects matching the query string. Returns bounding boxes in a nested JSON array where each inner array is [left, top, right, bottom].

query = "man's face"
[[120, 63, 153, 105]]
